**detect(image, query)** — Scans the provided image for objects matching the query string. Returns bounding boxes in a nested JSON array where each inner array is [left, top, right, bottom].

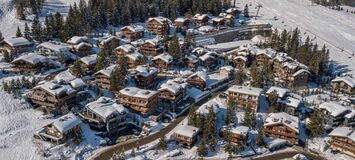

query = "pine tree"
[[306, 109, 325, 138], [256, 128, 266, 146], [16, 26, 22, 37], [250, 62, 262, 88], [243, 106, 256, 128], [268, 90, 279, 113], [24, 23, 32, 41], [205, 107, 217, 151], [244, 4, 249, 17], [110, 56, 128, 92], [70, 59, 84, 78], [234, 71, 244, 85], [169, 31, 182, 65], [157, 137, 167, 150], [16, 2, 26, 20], [0, 31, 3, 41], [31, 15, 42, 42], [197, 138, 208, 157], [226, 99, 236, 125], [3, 51, 12, 63]]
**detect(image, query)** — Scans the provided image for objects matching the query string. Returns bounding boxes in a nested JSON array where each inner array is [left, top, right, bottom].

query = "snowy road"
[[237, 0, 355, 75]]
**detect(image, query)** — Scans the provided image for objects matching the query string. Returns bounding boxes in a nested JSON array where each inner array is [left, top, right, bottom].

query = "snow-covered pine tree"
[[16, 26, 22, 37], [24, 23, 32, 41]]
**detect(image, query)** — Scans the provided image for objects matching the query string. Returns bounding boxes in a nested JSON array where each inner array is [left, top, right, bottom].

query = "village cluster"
[[0, 5, 354, 160]]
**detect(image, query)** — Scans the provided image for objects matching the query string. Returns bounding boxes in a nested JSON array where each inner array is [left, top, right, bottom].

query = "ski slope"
[[237, 0, 355, 75], [0, 0, 84, 37]]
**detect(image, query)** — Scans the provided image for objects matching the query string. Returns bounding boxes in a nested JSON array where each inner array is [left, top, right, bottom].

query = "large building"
[[121, 25, 145, 41], [318, 102, 350, 127], [79, 97, 129, 137], [94, 65, 116, 90], [158, 80, 187, 107], [10, 53, 50, 73], [263, 112, 299, 144], [331, 76, 355, 95], [134, 65, 158, 89], [0, 37, 32, 54], [146, 17, 170, 35], [118, 87, 158, 115], [227, 85, 263, 111], [328, 127, 355, 158], [172, 125, 200, 148]]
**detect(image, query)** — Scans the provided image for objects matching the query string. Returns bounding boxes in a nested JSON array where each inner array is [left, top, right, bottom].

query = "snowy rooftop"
[[175, 125, 199, 138], [185, 54, 199, 63], [332, 76, 355, 88], [318, 102, 349, 117], [174, 17, 189, 23], [95, 65, 117, 77], [329, 127, 355, 142], [192, 47, 209, 55], [159, 80, 184, 94], [220, 65, 234, 72], [70, 78, 86, 89], [121, 25, 145, 32], [35, 80, 77, 96], [196, 99, 220, 115], [227, 85, 263, 96], [292, 69, 310, 77], [198, 25, 214, 32], [3, 37, 32, 47], [51, 113, 81, 133], [188, 71, 209, 82], [256, 48, 276, 58], [115, 44, 135, 53], [345, 110, 355, 119], [266, 86, 290, 98], [67, 36, 88, 44], [119, 87, 157, 99], [75, 42, 92, 50], [207, 72, 229, 87], [265, 112, 299, 133], [230, 125, 249, 136], [37, 41, 69, 53], [80, 54, 97, 65], [100, 36, 120, 46], [193, 14, 209, 20], [147, 16, 169, 24], [135, 65, 158, 77], [234, 55, 247, 62], [86, 97, 127, 120], [12, 53, 48, 65], [279, 96, 301, 108], [126, 52, 143, 61], [153, 53, 173, 63]]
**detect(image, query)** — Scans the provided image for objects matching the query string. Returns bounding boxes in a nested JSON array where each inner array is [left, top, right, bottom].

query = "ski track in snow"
[[238, 0, 355, 75]]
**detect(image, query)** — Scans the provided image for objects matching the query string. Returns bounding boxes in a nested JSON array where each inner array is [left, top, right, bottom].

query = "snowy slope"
[[237, 0, 355, 75], [0, 91, 51, 160], [0, 0, 84, 37]]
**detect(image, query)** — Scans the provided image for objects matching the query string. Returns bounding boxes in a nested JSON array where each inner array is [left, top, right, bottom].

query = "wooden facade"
[[118, 87, 158, 115], [186, 72, 208, 90], [121, 25, 145, 41], [328, 127, 355, 158], [139, 41, 163, 57], [172, 125, 199, 148], [192, 14, 209, 26], [174, 18, 190, 29], [99, 36, 120, 49], [227, 85, 262, 111], [147, 17, 170, 35], [263, 112, 299, 144], [134, 66, 158, 89], [331, 77, 355, 95], [152, 53, 173, 69], [0, 37, 32, 54], [158, 80, 186, 106]]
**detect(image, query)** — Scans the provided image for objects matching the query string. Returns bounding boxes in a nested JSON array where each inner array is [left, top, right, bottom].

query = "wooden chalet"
[[277, 61, 310, 88], [118, 87, 158, 115], [211, 17, 225, 28], [222, 126, 249, 143], [99, 36, 120, 49], [79, 54, 97, 72], [255, 48, 276, 66], [227, 85, 263, 111], [10, 53, 50, 73], [158, 80, 186, 106], [0, 37, 32, 54], [134, 65, 158, 88], [183, 55, 199, 69], [186, 71, 209, 90], [152, 53, 173, 69], [174, 18, 190, 29], [139, 39, 164, 57], [37, 41, 70, 57], [79, 97, 129, 137], [67, 36, 92, 57], [121, 25, 145, 41], [27, 81, 77, 113], [94, 65, 116, 90], [278, 96, 302, 116], [318, 102, 350, 127], [233, 56, 248, 69], [272, 52, 293, 76], [35, 113, 82, 144], [192, 14, 209, 26], [199, 51, 220, 70], [172, 125, 200, 148], [328, 127, 355, 158], [147, 17, 170, 35], [331, 77, 355, 95], [263, 112, 299, 144], [226, 8, 240, 16], [219, 13, 235, 26], [114, 44, 136, 57]]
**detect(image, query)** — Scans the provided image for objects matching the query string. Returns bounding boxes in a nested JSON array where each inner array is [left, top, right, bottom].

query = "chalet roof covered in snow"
[[185, 54, 199, 63], [345, 110, 355, 119], [274, 52, 292, 62], [51, 113, 81, 133], [193, 14, 209, 20], [199, 51, 219, 61], [196, 99, 220, 115], [121, 25, 145, 32], [211, 17, 224, 22], [266, 86, 290, 98], [318, 102, 349, 117], [115, 44, 135, 53], [80, 54, 97, 65], [226, 8, 238, 13], [234, 55, 247, 62], [292, 69, 310, 77], [153, 53, 173, 63], [256, 48, 276, 58], [67, 36, 88, 44], [158, 80, 184, 94], [120, 87, 158, 99], [227, 85, 263, 96], [75, 42, 92, 50], [329, 127, 353, 140], [332, 76, 355, 87], [37, 41, 69, 53], [174, 17, 189, 23], [100, 35, 120, 46], [279, 96, 301, 108], [35, 80, 77, 96], [12, 53, 48, 65], [3, 37, 32, 47], [265, 112, 299, 133], [95, 65, 117, 77], [70, 78, 86, 89], [230, 125, 249, 136], [198, 25, 214, 32], [126, 52, 143, 61], [135, 65, 158, 77], [220, 65, 234, 72], [174, 125, 199, 138], [147, 16, 169, 24], [86, 97, 128, 120], [207, 72, 229, 87], [188, 71, 209, 82], [192, 47, 209, 55]]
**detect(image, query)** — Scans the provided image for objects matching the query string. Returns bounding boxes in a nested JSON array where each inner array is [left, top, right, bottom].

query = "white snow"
[[227, 85, 263, 97], [119, 87, 157, 99], [173, 125, 199, 138], [265, 112, 299, 133], [318, 101, 349, 117], [50, 113, 82, 133], [332, 76, 355, 87], [85, 97, 128, 119]]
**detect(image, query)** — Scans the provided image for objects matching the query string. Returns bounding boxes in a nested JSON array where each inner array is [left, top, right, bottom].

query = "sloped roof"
[[227, 85, 263, 96], [318, 102, 349, 117], [4, 37, 32, 47], [265, 112, 299, 133], [86, 97, 128, 120], [119, 87, 157, 99], [12, 53, 47, 65], [332, 76, 355, 88], [51, 113, 81, 133]]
